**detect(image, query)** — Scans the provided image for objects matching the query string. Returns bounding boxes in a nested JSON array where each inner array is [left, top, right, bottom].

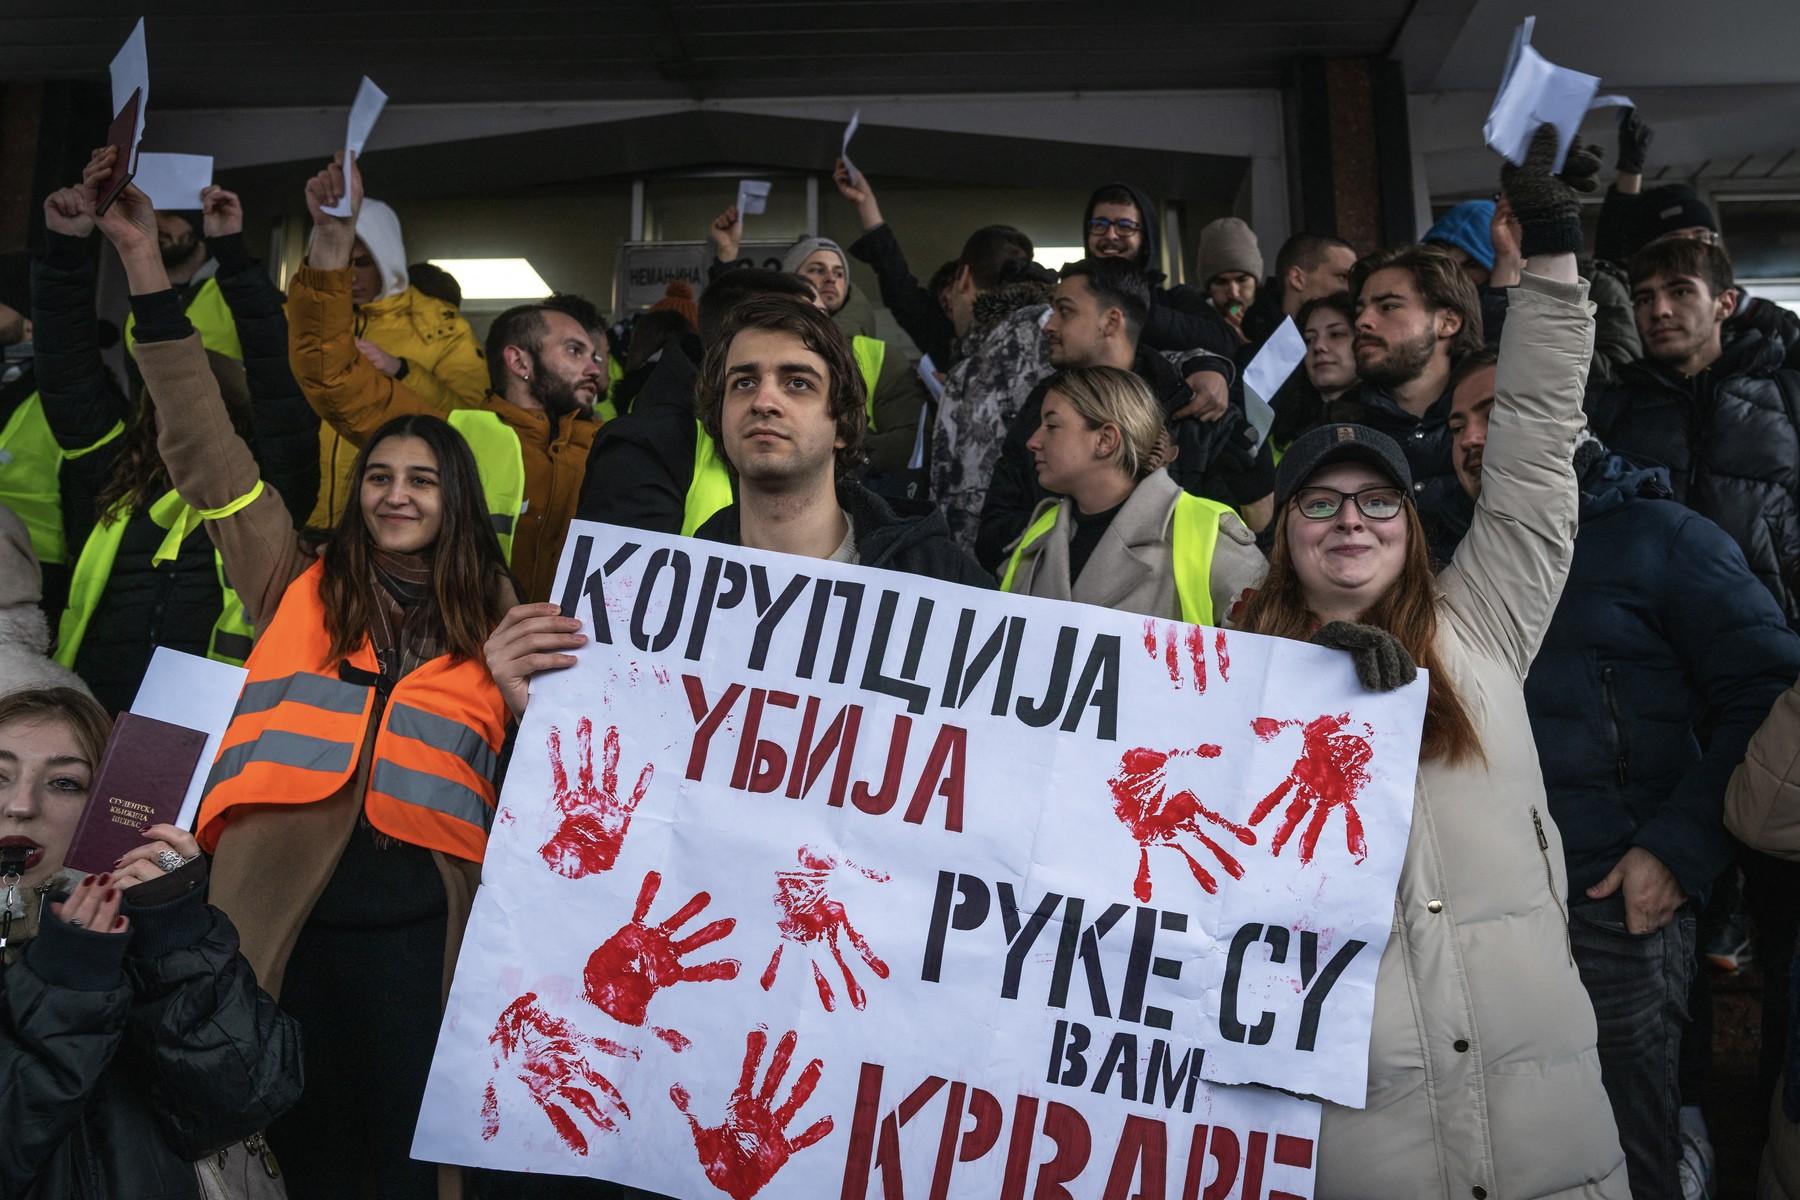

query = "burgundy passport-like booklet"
[[63, 712, 207, 875]]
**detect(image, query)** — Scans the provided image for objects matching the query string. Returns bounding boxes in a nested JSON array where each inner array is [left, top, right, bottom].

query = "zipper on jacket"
[[1601, 666, 1629, 786], [1531, 805, 1574, 965]]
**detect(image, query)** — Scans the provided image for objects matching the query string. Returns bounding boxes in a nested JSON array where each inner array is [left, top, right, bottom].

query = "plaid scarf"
[[367, 548, 441, 687]]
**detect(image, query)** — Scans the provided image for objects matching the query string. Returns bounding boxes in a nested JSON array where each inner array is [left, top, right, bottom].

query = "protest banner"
[[414, 522, 1427, 1198]]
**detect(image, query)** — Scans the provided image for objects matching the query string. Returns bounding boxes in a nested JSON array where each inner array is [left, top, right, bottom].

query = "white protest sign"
[[322, 76, 389, 218], [109, 18, 149, 172], [1242, 318, 1307, 452], [132, 152, 213, 211], [129, 646, 246, 830], [416, 523, 1426, 1196], [841, 109, 862, 182], [1484, 16, 1633, 171], [736, 179, 771, 219]]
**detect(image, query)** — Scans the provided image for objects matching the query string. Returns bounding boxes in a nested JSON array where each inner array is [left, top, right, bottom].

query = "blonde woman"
[[999, 364, 1264, 626]]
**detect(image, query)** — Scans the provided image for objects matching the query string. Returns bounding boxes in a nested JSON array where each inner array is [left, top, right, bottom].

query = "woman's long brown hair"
[[1236, 502, 1484, 765], [318, 414, 513, 663]]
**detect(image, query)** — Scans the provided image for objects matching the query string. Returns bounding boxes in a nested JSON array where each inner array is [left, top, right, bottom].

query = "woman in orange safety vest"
[[118, 157, 514, 1198]]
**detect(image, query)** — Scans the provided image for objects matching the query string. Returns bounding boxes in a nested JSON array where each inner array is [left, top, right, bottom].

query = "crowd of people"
[[2, 101, 1800, 1200]]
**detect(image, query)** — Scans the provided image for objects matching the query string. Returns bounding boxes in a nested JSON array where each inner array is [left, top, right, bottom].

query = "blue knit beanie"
[[1423, 200, 1497, 272]]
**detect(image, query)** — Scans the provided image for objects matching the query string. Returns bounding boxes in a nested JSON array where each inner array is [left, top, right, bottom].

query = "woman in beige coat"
[[998, 364, 1265, 625], [1235, 138, 1627, 1194], [1726, 683, 1800, 1199]]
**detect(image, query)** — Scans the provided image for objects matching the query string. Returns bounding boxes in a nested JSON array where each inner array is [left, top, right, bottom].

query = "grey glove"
[[1310, 621, 1418, 693], [1501, 123, 1604, 258]]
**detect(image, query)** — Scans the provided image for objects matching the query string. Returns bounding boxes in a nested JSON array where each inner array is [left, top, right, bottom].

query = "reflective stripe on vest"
[[196, 560, 506, 861], [851, 335, 885, 431], [55, 487, 255, 668], [124, 277, 244, 361], [681, 422, 734, 538], [999, 492, 1232, 627], [447, 409, 525, 564], [595, 355, 625, 423]]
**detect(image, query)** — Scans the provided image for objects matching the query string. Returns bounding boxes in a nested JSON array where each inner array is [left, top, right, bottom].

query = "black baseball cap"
[[1274, 423, 1413, 510]]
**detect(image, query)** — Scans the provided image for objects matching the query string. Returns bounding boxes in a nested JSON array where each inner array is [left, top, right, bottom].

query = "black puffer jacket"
[[696, 479, 993, 590], [1524, 451, 1800, 902], [1, 869, 303, 1199], [1586, 330, 1800, 623]]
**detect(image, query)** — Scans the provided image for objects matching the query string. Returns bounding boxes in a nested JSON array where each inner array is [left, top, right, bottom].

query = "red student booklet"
[[94, 88, 140, 217], [62, 712, 207, 875]]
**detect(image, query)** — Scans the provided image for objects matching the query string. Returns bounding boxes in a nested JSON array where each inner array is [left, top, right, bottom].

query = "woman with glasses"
[[1233, 132, 1630, 1196], [998, 365, 1266, 625]]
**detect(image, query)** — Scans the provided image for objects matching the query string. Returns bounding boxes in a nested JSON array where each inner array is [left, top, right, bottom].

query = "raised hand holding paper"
[[322, 76, 388, 218], [840, 109, 862, 183], [735, 179, 771, 219], [1242, 317, 1306, 452], [132, 152, 213, 211]]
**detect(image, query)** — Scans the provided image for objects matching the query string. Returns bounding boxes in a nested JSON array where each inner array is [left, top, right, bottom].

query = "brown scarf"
[[367, 548, 441, 686]]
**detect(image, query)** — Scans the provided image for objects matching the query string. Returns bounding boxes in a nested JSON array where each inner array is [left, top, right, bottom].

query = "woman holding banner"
[[0, 686, 301, 1199], [1234, 129, 1629, 1197], [89, 155, 514, 1200], [998, 364, 1266, 626]]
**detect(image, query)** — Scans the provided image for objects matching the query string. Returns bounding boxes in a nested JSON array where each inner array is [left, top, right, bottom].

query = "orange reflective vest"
[[196, 560, 506, 862]]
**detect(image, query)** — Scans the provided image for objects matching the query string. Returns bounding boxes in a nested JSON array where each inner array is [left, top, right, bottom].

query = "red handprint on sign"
[[584, 870, 740, 1045], [1109, 744, 1258, 901], [540, 717, 653, 879], [1249, 714, 1374, 865], [759, 847, 890, 1012], [670, 1027, 835, 1200], [480, 992, 639, 1156]]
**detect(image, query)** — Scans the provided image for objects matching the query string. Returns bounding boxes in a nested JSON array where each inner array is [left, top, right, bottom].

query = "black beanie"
[[1627, 184, 1717, 255]]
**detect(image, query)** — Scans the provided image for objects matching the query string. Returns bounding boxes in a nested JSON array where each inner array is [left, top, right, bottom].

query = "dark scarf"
[[367, 548, 441, 686]]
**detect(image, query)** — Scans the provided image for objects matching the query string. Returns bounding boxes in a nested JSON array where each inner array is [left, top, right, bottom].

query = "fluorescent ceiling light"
[[1035, 246, 1086, 271], [427, 258, 552, 300]]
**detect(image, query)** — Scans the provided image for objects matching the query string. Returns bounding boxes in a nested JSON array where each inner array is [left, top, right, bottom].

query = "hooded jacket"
[[695, 478, 993, 590], [1524, 449, 1800, 903], [1082, 181, 1239, 358], [1304, 272, 1628, 1198], [930, 278, 1054, 552], [306, 199, 489, 526], [1586, 329, 1800, 624], [1, 865, 303, 1200]]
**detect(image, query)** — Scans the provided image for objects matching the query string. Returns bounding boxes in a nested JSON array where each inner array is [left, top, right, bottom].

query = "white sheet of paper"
[[109, 18, 149, 172], [736, 179, 771, 218], [908, 354, 944, 471], [321, 76, 389, 217], [128, 647, 247, 831], [841, 108, 862, 181], [132, 152, 212, 211], [1241, 317, 1307, 452], [1483, 16, 1632, 171]]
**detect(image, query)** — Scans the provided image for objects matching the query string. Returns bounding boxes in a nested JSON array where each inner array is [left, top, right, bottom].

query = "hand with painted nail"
[[52, 873, 127, 934], [113, 824, 201, 888], [539, 717, 653, 880], [670, 1027, 835, 1200]]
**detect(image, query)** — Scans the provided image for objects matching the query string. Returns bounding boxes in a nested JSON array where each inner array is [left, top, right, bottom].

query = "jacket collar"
[[1034, 470, 1180, 608], [969, 281, 1053, 345]]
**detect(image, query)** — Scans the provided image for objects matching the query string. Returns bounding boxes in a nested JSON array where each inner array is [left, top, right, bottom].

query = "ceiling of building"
[[4, 1, 1412, 107]]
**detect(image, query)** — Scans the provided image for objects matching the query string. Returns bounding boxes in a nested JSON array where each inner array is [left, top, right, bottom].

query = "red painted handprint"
[[540, 717, 653, 879], [1141, 620, 1233, 691], [670, 1027, 835, 1200], [1109, 744, 1258, 901], [584, 870, 740, 1047], [759, 847, 890, 1012], [480, 992, 639, 1156], [1249, 714, 1375, 864]]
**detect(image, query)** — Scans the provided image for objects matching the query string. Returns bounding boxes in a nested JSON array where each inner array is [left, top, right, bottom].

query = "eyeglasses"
[[1086, 217, 1142, 236], [1291, 486, 1406, 521]]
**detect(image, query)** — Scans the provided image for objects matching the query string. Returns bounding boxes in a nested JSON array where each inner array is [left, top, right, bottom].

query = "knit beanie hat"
[[1197, 218, 1263, 285], [1423, 199, 1497, 272], [1628, 184, 1718, 254], [781, 236, 848, 277], [648, 279, 699, 332]]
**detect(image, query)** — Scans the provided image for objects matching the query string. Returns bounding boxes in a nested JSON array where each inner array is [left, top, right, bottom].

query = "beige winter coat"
[[1003, 468, 1267, 622], [1315, 273, 1628, 1198], [1725, 675, 1800, 1200]]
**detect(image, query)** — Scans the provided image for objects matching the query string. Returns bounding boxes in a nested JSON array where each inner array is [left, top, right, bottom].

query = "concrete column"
[[1289, 57, 1419, 252]]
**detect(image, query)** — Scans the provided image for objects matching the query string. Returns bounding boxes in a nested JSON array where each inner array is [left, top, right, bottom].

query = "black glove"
[[1310, 621, 1418, 693], [1500, 123, 1604, 258], [1616, 107, 1654, 175]]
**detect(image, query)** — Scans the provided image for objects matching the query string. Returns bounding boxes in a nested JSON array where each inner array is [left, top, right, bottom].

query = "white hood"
[[308, 196, 409, 301]]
